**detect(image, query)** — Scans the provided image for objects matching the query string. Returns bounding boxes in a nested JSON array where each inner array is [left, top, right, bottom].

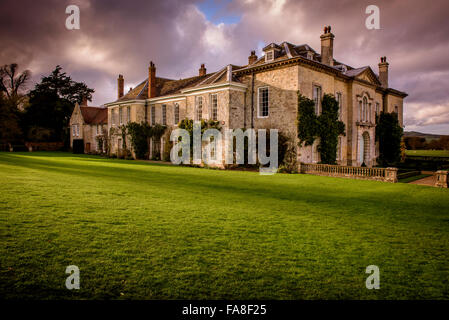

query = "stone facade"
[[103, 27, 407, 167], [69, 102, 108, 153]]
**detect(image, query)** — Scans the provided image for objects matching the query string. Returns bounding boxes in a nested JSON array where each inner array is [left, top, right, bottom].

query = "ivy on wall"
[[317, 94, 346, 164], [375, 112, 403, 166], [297, 92, 345, 164], [297, 93, 319, 146], [125, 122, 167, 159]]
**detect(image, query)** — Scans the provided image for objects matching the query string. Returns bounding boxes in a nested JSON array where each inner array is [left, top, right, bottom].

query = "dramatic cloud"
[[1, 0, 448, 134]]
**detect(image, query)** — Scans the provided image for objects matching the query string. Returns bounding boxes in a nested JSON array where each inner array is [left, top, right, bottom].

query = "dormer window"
[[262, 43, 281, 63], [266, 50, 274, 62], [307, 51, 314, 60]]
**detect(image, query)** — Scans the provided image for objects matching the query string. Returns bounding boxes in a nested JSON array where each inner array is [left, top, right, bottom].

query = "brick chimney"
[[248, 50, 258, 65], [378, 56, 389, 88], [148, 61, 156, 98], [117, 74, 124, 99], [320, 25, 335, 66], [199, 64, 207, 76], [81, 96, 88, 106]]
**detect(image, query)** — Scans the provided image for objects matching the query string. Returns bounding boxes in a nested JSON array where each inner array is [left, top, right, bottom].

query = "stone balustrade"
[[300, 163, 398, 183]]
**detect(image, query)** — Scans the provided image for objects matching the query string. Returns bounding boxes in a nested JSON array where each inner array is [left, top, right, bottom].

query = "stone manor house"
[[70, 26, 407, 167]]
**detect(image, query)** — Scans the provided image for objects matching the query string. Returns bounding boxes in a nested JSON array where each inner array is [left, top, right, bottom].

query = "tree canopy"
[[376, 112, 403, 166], [23, 65, 94, 142]]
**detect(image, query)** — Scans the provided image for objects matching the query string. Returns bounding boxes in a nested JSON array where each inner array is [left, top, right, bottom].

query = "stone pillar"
[[435, 170, 448, 188], [385, 167, 398, 183]]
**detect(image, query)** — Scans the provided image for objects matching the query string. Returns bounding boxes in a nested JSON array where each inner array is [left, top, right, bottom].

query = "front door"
[[85, 143, 90, 153]]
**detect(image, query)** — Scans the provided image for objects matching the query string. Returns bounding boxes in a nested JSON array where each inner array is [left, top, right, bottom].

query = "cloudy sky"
[[1, 0, 448, 134]]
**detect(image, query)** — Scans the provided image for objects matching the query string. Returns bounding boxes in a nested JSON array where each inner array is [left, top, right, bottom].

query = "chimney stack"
[[117, 74, 124, 99], [148, 61, 156, 98], [81, 96, 88, 106], [320, 25, 335, 66], [378, 56, 389, 88], [227, 65, 232, 82], [248, 50, 258, 65], [199, 64, 207, 76]]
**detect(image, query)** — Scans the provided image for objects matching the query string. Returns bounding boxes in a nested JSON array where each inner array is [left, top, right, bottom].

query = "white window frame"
[[336, 92, 342, 120], [151, 106, 155, 125], [174, 103, 179, 125], [195, 96, 203, 121], [162, 104, 167, 125], [126, 106, 130, 123], [72, 125, 76, 137], [265, 50, 274, 62], [210, 93, 218, 121], [76, 124, 79, 136], [313, 85, 322, 115], [119, 107, 123, 125], [257, 86, 269, 118]]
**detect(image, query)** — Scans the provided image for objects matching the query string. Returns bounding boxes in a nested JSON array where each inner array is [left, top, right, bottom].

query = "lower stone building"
[[102, 26, 407, 167], [69, 100, 108, 153]]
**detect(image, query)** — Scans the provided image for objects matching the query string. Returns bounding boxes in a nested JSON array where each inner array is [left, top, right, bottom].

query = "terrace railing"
[[300, 163, 398, 183]]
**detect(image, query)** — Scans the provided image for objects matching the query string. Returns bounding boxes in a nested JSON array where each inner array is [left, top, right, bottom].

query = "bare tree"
[[0, 63, 31, 109]]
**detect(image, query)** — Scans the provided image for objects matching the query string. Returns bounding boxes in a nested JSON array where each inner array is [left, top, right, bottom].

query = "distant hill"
[[404, 131, 447, 141]]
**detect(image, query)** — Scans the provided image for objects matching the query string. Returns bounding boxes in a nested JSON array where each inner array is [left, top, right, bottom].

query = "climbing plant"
[[297, 93, 319, 146], [375, 111, 403, 166], [297, 92, 345, 164], [317, 94, 345, 164]]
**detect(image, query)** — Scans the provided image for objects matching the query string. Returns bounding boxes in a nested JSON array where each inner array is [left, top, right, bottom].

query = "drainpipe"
[[243, 91, 247, 128], [250, 72, 255, 128]]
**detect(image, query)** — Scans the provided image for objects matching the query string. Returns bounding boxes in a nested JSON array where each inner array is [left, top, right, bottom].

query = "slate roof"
[[116, 65, 244, 102], [80, 106, 107, 125]]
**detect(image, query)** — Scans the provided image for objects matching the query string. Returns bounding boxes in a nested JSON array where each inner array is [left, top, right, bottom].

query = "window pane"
[[151, 106, 155, 125], [211, 94, 218, 121], [196, 97, 202, 121], [162, 105, 166, 125], [174, 103, 179, 124], [259, 88, 268, 117]]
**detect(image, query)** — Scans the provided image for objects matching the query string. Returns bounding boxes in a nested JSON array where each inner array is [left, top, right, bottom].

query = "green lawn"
[[1, 152, 449, 299], [406, 149, 449, 157]]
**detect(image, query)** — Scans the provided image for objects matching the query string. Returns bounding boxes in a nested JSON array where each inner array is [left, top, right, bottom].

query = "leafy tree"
[[375, 112, 403, 166], [23, 65, 94, 143]]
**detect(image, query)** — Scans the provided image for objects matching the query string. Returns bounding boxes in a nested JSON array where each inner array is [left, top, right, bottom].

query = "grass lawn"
[[405, 150, 449, 157], [1, 152, 449, 300]]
